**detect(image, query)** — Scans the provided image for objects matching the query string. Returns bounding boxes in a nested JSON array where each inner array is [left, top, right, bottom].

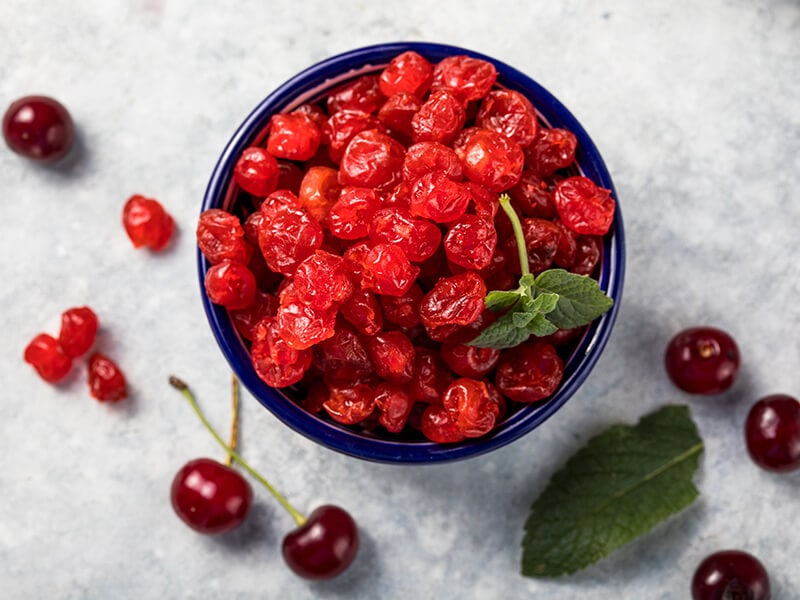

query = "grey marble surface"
[[1, 1, 799, 598]]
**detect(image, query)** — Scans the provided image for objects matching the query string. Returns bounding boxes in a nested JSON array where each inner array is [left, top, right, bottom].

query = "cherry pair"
[[24, 306, 127, 402], [168, 377, 358, 580]]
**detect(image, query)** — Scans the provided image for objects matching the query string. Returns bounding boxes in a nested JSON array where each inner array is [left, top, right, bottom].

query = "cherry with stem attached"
[[169, 375, 359, 579]]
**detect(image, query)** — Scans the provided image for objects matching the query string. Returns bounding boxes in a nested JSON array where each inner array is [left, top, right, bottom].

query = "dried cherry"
[[419, 272, 486, 329], [233, 147, 279, 196], [88, 352, 127, 402], [379, 51, 433, 98], [495, 342, 564, 403], [204, 260, 257, 310], [24, 333, 72, 383], [267, 113, 321, 161], [453, 127, 524, 193], [476, 89, 538, 148], [554, 176, 615, 236], [374, 383, 415, 433], [251, 317, 311, 387], [197, 208, 251, 264], [327, 75, 385, 115], [58, 306, 98, 358], [339, 130, 405, 191], [410, 89, 465, 145], [123, 195, 174, 252], [444, 214, 497, 270], [364, 331, 415, 383], [431, 55, 497, 104]]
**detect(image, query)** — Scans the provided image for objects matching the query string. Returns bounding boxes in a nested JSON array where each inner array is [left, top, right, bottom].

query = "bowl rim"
[[200, 41, 626, 464]]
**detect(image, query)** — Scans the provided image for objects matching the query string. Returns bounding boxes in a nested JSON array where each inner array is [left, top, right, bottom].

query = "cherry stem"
[[225, 373, 240, 468], [499, 193, 531, 277], [168, 375, 307, 527]]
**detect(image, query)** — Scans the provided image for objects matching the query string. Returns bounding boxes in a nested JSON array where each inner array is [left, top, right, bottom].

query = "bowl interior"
[[200, 42, 625, 464]]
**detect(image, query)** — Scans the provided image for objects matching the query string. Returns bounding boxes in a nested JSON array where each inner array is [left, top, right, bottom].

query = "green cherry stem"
[[169, 375, 307, 527], [499, 193, 531, 277]]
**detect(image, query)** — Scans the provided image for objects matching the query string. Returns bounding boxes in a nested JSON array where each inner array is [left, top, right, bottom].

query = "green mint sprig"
[[468, 194, 613, 350]]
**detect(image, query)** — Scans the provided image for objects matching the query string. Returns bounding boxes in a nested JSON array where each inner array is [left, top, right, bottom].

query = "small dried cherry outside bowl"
[[199, 42, 625, 464]]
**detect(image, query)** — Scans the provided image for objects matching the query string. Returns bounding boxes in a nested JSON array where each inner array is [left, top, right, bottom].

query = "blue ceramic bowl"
[[200, 42, 625, 464]]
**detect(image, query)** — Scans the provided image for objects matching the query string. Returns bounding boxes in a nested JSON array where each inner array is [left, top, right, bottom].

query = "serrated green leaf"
[[468, 310, 532, 349], [533, 269, 613, 329], [513, 311, 535, 328], [527, 313, 559, 337], [529, 291, 559, 314], [485, 290, 523, 312], [519, 273, 536, 288], [521, 405, 703, 578]]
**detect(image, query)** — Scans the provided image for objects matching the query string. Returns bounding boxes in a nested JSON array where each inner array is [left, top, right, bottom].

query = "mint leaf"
[[468, 310, 533, 349], [521, 405, 703, 578], [533, 269, 613, 330], [527, 313, 559, 337], [528, 291, 559, 314], [513, 311, 535, 328], [485, 290, 523, 312]]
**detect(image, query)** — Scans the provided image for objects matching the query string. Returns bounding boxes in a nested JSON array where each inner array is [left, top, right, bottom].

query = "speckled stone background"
[[1, 1, 798, 598]]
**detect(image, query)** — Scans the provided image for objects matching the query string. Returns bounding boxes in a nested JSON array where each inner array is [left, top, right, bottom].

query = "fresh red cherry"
[[171, 458, 253, 535], [664, 327, 740, 394], [691, 550, 770, 600], [282, 505, 359, 580], [745, 394, 800, 473], [3, 95, 75, 162]]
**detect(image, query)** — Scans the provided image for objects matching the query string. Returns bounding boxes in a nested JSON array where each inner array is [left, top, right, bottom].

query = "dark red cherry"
[[282, 505, 359, 580], [745, 394, 800, 473], [170, 458, 253, 534], [691, 549, 770, 600], [3, 95, 75, 162], [664, 327, 740, 394]]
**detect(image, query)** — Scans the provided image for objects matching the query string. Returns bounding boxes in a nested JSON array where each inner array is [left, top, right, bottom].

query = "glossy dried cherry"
[[24, 333, 72, 383], [233, 147, 279, 196], [323, 382, 376, 425], [328, 187, 381, 240], [313, 325, 373, 383], [339, 130, 405, 191], [554, 176, 615, 236], [267, 113, 321, 161], [374, 383, 415, 433], [339, 289, 383, 335], [379, 51, 433, 98], [204, 260, 257, 310], [495, 341, 563, 403], [525, 127, 577, 176], [250, 317, 312, 387], [327, 75, 385, 115], [123, 195, 174, 252], [377, 93, 420, 138], [420, 405, 466, 443], [453, 127, 524, 193], [409, 171, 471, 223], [364, 331, 415, 383], [441, 341, 500, 378], [369, 207, 441, 263], [380, 283, 423, 328], [58, 306, 98, 358], [403, 141, 463, 183], [88, 352, 127, 402], [298, 166, 342, 225], [292, 250, 353, 310], [197, 208, 251, 264], [419, 272, 486, 329], [410, 89, 465, 145], [361, 243, 419, 297], [444, 214, 498, 270], [431, 55, 497, 104], [476, 89, 538, 148], [257, 206, 324, 275], [442, 378, 502, 438]]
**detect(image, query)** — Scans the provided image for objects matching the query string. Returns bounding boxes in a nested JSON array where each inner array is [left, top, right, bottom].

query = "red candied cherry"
[[322, 110, 383, 163], [411, 348, 455, 403], [453, 127, 524, 193], [476, 89, 538, 148], [691, 550, 770, 600], [342, 240, 373, 287], [411, 89, 465, 145], [293, 103, 327, 129], [465, 181, 500, 221], [369, 207, 441, 263], [88, 352, 127, 402], [384, 180, 412, 210], [313, 325, 373, 383], [507, 170, 557, 218], [339, 130, 405, 191], [171, 458, 253, 534], [323, 381, 376, 425], [441, 341, 500, 378], [403, 141, 463, 183], [292, 250, 353, 310], [374, 383, 415, 433], [258, 206, 324, 275], [327, 75, 385, 115], [197, 208, 251, 264], [339, 289, 383, 336], [361, 243, 420, 297], [328, 186, 381, 240], [525, 127, 578, 176], [298, 165, 342, 225], [231, 290, 278, 341], [745, 394, 800, 472], [419, 271, 487, 329], [170, 377, 358, 579], [24, 333, 72, 383], [431, 55, 497, 104], [552, 220, 578, 268], [204, 260, 257, 310], [495, 341, 564, 403], [554, 176, 616, 236], [251, 318, 312, 387], [442, 378, 503, 437], [276, 285, 337, 351], [260, 189, 303, 218], [664, 327, 740, 394], [421, 405, 466, 443], [571, 235, 602, 275], [3, 95, 75, 162], [379, 51, 433, 98], [380, 283, 423, 328], [267, 113, 321, 161], [58, 306, 98, 358], [364, 331, 415, 383], [377, 93, 421, 138], [123, 194, 175, 251], [504, 217, 562, 274], [409, 171, 471, 223], [233, 147, 279, 196], [444, 214, 498, 270]]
